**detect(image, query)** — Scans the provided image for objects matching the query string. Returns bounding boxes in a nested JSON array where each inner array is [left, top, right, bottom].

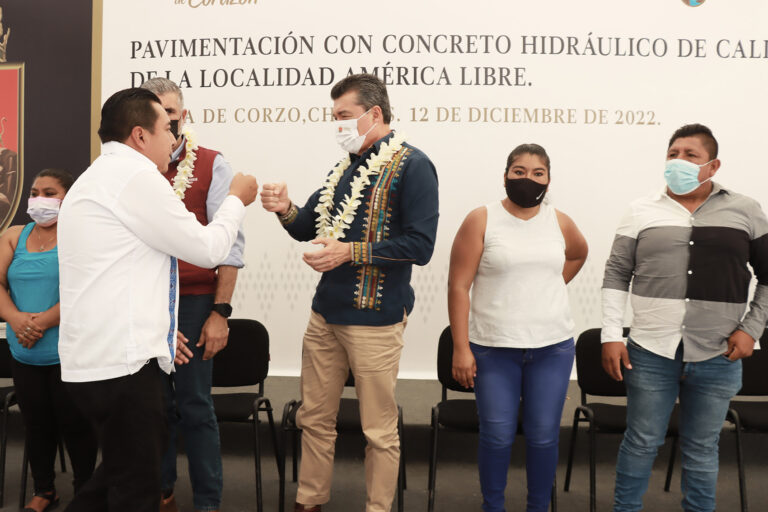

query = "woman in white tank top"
[[447, 144, 588, 512]]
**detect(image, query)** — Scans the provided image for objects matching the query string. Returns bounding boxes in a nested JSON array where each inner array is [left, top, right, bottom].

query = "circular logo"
[[682, 0, 706, 6]]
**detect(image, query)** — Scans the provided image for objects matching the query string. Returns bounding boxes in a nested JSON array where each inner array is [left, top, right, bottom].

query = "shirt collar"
[[349, 131, 395, 164], [171, 136, 186, 163], [654, 181, 729, 202], [101, 141, 159, 170]]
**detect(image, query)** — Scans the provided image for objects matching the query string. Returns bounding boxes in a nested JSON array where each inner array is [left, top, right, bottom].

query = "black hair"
[[668, 123, 718, 159], [505, 143, 551, 176], [97, 88, 162, 144], [330, 74, 392, 124], [34, 168, 74, 191]]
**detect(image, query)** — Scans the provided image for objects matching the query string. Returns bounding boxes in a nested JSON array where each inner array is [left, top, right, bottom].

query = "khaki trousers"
[[295, 310, 406, 512]]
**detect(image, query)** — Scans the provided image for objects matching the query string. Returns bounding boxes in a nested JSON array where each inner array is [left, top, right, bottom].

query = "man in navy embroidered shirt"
[[601, 124, 768, 512], [261, 73, 439, 512]]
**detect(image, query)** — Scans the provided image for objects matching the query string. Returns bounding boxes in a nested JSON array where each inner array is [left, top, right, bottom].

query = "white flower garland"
[[172, 128, 198, 199], [314, 132, 406, 239]]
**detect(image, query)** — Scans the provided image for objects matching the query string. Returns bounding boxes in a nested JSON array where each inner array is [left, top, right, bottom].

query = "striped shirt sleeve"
[[601, 206, 638, 343], [737, 199, 768, 341]]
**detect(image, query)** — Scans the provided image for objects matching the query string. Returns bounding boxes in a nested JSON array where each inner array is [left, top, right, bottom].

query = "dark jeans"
[[471, 339, 575, 512], [11, 360, 97, 495], [64, 359, 167, 512], [161, 294, 222, 511]]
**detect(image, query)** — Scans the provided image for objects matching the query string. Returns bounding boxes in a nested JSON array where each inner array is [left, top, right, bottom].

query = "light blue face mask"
[[664, 158, 714, 195]]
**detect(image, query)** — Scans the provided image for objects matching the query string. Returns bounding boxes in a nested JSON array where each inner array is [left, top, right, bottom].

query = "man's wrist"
[[733, 328, 756, 343], [211, 303, 233, 318], [209, 310, 227, 320], [278, 201, 291, 216], [277, 202, 298, 225]]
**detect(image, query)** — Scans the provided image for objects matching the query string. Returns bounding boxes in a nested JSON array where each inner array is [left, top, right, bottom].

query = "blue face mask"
[[664, 158, 714, 195]]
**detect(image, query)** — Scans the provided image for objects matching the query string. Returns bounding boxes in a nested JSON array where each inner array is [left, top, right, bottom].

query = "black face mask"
[[170, 120, 180, 140], [505, 177, 548, 208]]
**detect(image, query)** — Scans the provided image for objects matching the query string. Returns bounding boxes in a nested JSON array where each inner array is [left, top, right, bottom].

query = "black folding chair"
[[280, 370, 406, 512], [722, 329, 768, 512], [563, 328, 679, 512], [210, 319, 280, 512], [429, 327, 557, 512]]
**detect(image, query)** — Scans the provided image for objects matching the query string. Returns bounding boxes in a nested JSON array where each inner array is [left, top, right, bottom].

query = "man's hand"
[[198, 311, 229, 360], [260, 182, 291, 215], [302, 238, 351, 272], [229, 173, 259, 206], [723, 329, 755, 361], [9, 312, 44, 349], [174, 330, 193, 365], [602, 341, 632, 381], [452, 347, 477, 389]]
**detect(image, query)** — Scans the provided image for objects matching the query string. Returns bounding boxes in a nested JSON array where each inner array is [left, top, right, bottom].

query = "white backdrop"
[[100, 0, 768, 377]]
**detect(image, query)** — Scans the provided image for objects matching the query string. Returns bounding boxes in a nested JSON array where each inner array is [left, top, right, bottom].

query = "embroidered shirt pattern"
[[353, 147, 409, 310], [166, 256, 178, 359]]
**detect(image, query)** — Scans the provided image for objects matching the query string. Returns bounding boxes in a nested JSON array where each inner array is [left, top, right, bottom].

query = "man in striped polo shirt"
[[601, 124, 768, 512]]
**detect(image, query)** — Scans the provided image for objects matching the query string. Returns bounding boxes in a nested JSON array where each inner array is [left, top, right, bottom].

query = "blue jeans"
[[471, 338, 575, 512], [613, 340, 742, 512], [161, 294, 223, 511]]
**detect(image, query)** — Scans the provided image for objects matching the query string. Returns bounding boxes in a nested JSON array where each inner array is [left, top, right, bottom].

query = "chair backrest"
[[575, 328, 628, 400], [211, 319, 269, 388], [437, 326, 475, 397], [0, 339, 12, 379], [739, 329, 768, 396]]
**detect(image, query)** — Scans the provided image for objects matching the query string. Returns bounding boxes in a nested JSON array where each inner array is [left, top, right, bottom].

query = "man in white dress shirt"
[[57, 88, 258, 512], [140, 77, 245, 512]]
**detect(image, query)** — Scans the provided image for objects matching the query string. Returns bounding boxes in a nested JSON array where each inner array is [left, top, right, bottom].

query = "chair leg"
[[731, 414, 747, 512], [427, 407, 439, 512], [585, 412, 596, 512], [398, 406, 406, 490], [397, 463, 404, 512], [252, 417, 263, 512], [252, 400, 265, 512], [279, 418, 288, 512], [564, 408, 581, 492], [265, 403, 281, 488], [0, 399, 9, 508], [292, 429, 299, 483], [394, 405, 404, 512], [664, 436, 678, 492], [264, 402, 282, 512], [278, 426, 286, 512], [19, 437, 28, 508]]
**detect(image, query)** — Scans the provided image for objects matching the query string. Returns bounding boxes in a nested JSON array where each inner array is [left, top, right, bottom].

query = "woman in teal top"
[[6, 219, 61, 365], [0, 169, 96, 512]]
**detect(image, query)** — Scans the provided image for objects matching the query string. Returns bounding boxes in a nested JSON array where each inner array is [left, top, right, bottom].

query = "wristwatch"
[[211, 303, 233, 318]]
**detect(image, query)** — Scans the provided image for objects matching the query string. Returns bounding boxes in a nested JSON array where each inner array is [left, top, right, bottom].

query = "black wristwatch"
[[211, 303, 233, 318]]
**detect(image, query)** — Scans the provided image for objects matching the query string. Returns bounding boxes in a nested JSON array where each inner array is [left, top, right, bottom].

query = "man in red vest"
[[141, 78, 245, 512]]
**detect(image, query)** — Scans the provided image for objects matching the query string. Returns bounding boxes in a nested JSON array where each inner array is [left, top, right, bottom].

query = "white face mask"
[[333, 108, 376, 154], [27, 197, 62, 227]]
